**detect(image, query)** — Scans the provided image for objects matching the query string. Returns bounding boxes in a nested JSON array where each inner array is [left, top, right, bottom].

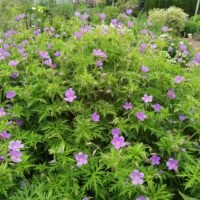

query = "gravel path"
[[188, 38, 200, 52]]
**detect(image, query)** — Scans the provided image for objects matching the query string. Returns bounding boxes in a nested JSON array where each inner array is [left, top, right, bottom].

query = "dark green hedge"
[[144, 0, 198, 16]]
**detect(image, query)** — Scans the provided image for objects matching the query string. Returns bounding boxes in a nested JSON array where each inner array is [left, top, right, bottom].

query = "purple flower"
[[0, 48, 10, 60], [195, 53, 200, 63], [0, 108, 6, 117], [22, 40, 28, 46], [179, 44, 187, 52], [74, 152, 88, 166], [93, 49, 107, 58], [80, 13, 89, 21], [183, 50, 189, 56], [80, 25, 91, 33], [6, 91, 16, 99], [130, 170, 144, 185], [47, 44, 53, 49], [111, 128, 121, 138], [9, 60, 19, 67], [128, 21, 134, 28], [136, 112, 147, 121], [91, 112, 100, 122], [102, 28, 108, 35], [174, 76, 185, 84], [15, 14, 26, 21], [140, 43, 147, 53], [179, 115, 186, 121], [54, 51, 61, 57], [150, 155, 161, 165], [141, 29, 148, 35], [123, 102, 133, 110], [126, 9, 133, 15], [34, 29, 41, 36], [96, 60, 103, 67], [52, 63, 57, 68], [74, 32, 83, 39], [0, 131, 11, 139], [64, 88, 77, 103], [152, 104, 162, 112], [11, 72, 19, 79], [21, 52, 28, 57], [136, 196, 147, 200], [39, 51, 49, 59], [16, 119, 23, 127], [74, 11, 80, 17], [99, 13, 106, 21], [10, 150, 22, 163], [111, 136, 126, 150], [43, 58, 52, 67], [111, 18, 118, 25], [82, 197, 89, 200], [166, 158, 178, 171], [161, 26, 169, 32], [167, 89, 176, 99], [141, 66, 149, 73], [142, 94, 153, 103], [0, 156, 4, 161], [9, 140, 24, 151], [150, 32, 155, 39]]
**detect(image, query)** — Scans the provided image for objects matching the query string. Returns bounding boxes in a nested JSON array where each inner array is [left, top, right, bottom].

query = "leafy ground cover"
[[0, 8, 200, 200]]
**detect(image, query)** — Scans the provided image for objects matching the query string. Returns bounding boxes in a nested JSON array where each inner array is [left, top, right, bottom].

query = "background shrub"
[[148, 6, 188, 35], [144, 0, 198, 16]]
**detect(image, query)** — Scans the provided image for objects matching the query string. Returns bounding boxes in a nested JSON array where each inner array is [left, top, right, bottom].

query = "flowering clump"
[[0, 8, 199, 200]]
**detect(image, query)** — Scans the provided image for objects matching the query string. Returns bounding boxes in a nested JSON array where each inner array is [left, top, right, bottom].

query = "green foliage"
[[185, 21, 199, 35]]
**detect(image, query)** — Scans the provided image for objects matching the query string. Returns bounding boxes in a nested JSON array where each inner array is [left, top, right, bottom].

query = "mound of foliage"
[[0, 10, 200, 200], [144, 0, 198, 17], [148, 7, 188, 35]]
